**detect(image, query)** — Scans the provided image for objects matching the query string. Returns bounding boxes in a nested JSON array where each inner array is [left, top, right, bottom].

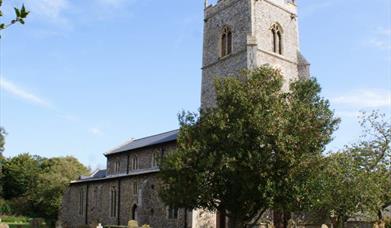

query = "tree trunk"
[[273, 210, 291, 228], [228, 217, 246, 228], [336, 216, 348, 228]]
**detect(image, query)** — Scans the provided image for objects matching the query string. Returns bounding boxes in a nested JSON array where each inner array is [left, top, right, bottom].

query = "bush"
[[0, 199, 11, 214], [384, 217, 391, 228], [8, 225, 30, 228], [0, 215, 30, 223]]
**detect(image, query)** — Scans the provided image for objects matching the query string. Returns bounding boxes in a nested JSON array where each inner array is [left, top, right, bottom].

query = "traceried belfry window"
[[271, 23, 283, 55], [221, 26, 232, 57]]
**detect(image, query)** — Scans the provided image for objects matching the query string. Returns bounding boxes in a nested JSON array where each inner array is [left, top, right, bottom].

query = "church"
[[59, 0, 310, 227]]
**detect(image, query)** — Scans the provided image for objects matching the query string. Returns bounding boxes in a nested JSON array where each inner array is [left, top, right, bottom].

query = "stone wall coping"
[[258, 48, 298, 65], [202, 48, 247, 70], [205, 0, 297, 20]]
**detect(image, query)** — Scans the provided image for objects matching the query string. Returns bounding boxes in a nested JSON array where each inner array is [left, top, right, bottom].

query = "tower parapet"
[[205, 0, 297, 16]]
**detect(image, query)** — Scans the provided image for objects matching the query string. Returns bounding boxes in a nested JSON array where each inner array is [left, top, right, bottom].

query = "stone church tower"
[[201, 0, 310, 108]]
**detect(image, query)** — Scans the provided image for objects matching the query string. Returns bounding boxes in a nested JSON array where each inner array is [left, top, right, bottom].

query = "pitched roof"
[[105, 129, 179, 155], [79, 169, 107, 181]]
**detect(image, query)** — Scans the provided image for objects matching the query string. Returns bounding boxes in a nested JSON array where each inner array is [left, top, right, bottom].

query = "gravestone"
[[128, 220, 138, 228], [30, 218, 45, 228], [56, 220, 63, 228]]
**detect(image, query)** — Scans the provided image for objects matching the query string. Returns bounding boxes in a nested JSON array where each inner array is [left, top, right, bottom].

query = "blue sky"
[[1, 0, 390, 169]]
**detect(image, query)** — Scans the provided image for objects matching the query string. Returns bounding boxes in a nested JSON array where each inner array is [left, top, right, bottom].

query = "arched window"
[[168, 206, 178, 219], [133, 181, 138, 195], [131, 156, 138, 171], [271, 23, 283, 55], [78, 188, 84, 216], [110, 187, 118, 217], [114, 161, 120, 173], [152, 151, 159, 168], [221, 26, 232, 57]]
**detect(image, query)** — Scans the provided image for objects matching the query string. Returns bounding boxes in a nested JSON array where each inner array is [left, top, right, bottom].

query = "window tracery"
[[221, 26, 232, 57]]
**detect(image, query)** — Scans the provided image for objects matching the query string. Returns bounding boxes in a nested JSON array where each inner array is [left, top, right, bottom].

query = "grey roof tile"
[[106, 129, 178, 155]]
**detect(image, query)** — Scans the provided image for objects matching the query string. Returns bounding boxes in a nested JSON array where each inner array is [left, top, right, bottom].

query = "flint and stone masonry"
[[59, 0, 309, 227], [201, 0, 309, 108]]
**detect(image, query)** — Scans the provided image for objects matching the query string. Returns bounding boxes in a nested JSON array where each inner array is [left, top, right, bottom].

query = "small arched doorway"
[[131, 204, 138, 220]]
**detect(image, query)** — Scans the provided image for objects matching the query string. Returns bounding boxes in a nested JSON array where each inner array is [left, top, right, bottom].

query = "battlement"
[[204, 0, 297, 18]]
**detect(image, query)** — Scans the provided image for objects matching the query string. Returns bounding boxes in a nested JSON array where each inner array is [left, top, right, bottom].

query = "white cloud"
[[367, 27, 391, 51], [335, 111, 361, 119], [89, 127, 104, 136], [369, 39, 391, 50], [331, 89, 391, 108], [97, 0, 128, 8], [377, 27, 391, 36], [28, 0, 71, 27], [0, 77, 51, 108]]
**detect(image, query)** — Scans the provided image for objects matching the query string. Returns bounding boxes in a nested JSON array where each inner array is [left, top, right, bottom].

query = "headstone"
[[128, 220, 138, 228], [30, 218, 45, 228], [97, 223, 103, 228], [56, 220, 63, 228], [0, 223, 9, 228], [288, 219, 296, 228], [321, 224, 328, 228], [373, 222, 379, 228]]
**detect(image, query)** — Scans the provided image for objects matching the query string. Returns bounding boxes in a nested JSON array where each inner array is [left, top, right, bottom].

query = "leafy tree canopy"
[[159, 66, 340, 227], [303, 111, 390, 227], [0, 127, 6, 156], [1, 153, 89, 223]]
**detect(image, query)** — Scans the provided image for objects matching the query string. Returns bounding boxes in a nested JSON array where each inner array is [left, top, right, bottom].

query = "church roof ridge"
[[105, 129, 179, 156]]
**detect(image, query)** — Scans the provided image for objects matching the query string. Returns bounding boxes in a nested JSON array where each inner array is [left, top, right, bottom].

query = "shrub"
[[0, 199, 11, 214], [0, 215, 30, 223], [384, 217, 391, 228]]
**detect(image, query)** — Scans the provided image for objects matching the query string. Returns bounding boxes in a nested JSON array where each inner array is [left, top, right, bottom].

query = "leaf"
[[14, 7, 20, 18], [20, 5, 29, 18]]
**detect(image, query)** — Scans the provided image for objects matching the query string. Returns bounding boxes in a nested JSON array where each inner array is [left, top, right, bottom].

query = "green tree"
[[304, 111, 390, 227], [1, 154, 89, 223], [350, 111, 391, 220], [159, 66, 339, 227], [30, 156, 89, 225], [0, 127, 6, 155], [0, 127, 6, 197], [2, 153, 43, 200], [0, 0, 29, 31]]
